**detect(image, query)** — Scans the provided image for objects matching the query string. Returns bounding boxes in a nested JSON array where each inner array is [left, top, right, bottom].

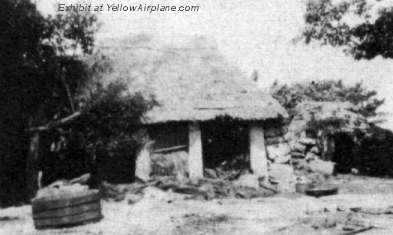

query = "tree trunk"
[[26, 131, 40, 199]]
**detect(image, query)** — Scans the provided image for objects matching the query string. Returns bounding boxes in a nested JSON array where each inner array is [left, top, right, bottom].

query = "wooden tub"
[[32, 189, 102, 229]]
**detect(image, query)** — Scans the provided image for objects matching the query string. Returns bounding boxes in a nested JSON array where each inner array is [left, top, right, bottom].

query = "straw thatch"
[[99, 35, 288, 124], [287, 101, 369, 140]]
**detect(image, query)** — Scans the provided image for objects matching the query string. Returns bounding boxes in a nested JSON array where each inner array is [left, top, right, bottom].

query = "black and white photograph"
[[1, 0, 393, 234]]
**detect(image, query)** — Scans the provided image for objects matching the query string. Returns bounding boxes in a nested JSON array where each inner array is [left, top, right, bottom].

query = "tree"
[[0, 1, 156, 206], [293, 0, 393, 176], [0, 0, 98, 206], [271, 79, 384, 119], [74, 82, 155, 184], [302, 0, 393, 60]]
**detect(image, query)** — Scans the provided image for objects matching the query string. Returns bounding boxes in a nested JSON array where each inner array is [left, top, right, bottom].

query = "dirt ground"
[[2, 174, 393, 235]]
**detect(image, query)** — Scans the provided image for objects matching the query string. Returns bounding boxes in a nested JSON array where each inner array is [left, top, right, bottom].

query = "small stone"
[[291, 142, 307, 153], [274, 154, 291, 164], [267, 143, 291, 160], [198, 183, 215, 200], [310, 146, 320, 154], [291, 151, 306, 159], [269, 163, 296, 193], [143, 187, 172, 201], [126, 194, 143, 204], [299, 137, 317, 146], [308, 159, 335, 175], [233, 174, 260, 188], [305, 152, 319, 161], [204, 168, 218, 179]]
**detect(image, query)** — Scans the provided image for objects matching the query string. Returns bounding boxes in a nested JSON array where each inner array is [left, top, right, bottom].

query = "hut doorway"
[[201, 119, 250, 172], [332, 132, 355, 173]]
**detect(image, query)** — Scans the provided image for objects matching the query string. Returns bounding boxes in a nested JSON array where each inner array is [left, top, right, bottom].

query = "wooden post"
[[188, 122, 203, 179], [249, 125, 268, 178], [26, 131, 40, 199]]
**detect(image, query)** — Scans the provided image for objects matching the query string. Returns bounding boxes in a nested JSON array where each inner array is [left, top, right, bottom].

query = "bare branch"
[[28, 111, 81, 132]]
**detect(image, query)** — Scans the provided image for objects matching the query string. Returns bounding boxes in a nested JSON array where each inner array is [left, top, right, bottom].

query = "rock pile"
[[291, 137, 319, 161], [265, 124, 337, 191], [290, 137, 335, 185], [264, 126, 296, 193]]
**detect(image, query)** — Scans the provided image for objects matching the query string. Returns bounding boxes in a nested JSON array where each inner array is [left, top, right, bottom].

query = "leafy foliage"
[[303, 0, 393, 60], [0, 0, 98, 124], [271, 79, 384, 118], [67, 81, 155, 183], [77, 82, 155, 157]]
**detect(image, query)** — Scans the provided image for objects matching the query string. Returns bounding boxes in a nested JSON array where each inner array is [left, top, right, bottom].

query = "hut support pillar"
[[135, 129, 152, 182], [188, 122, 203, 179], [249, 125, 268, 179]]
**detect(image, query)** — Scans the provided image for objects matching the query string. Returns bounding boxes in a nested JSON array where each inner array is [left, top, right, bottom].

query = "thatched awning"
[[99, 35, 288, 124], [287, 101, 369, 140]]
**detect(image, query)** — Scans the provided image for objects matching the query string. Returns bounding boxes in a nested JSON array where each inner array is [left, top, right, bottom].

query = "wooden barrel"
[[32, 189, 102, 229]]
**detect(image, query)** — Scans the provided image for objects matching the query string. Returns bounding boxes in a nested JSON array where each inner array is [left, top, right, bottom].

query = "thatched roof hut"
[[99, 35, 288, 181], [99, 36, 288, 124]]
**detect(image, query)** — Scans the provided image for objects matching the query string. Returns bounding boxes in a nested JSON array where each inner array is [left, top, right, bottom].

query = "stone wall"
[[264, 126, 296, 192], [265, 126, 336, 192], [290, 137, 335, 185]]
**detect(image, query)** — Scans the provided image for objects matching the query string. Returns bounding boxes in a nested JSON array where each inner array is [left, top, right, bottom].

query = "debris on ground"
[[180, 213, 231, 233], [153, 176, 277, 200], [0, 216, 19, 221], [5, 175, 393, 234], [350, 206, 393, 215], [287, 209, 376, 234], [204, 167, 245, 181], [100, 171, 277, 203], [101, 181, 146, 202]]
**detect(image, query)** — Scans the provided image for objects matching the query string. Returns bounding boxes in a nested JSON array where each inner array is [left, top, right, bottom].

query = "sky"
[[37, 0, 393, 129]]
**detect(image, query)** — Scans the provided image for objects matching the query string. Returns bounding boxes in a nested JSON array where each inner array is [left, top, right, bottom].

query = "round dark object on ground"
[[305, 185, 338, 197], [32, 189, 102, 229]]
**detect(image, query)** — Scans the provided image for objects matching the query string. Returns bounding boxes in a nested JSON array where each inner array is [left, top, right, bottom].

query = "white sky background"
[[37, 0, 393, 130]]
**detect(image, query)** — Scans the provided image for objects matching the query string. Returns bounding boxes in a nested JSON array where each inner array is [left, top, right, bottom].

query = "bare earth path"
[[2, 175, 393, 235]]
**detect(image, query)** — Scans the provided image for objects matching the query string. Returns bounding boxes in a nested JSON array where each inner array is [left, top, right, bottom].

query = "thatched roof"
[[99, 35, 288, 124], [287, 101, 369, 140]]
